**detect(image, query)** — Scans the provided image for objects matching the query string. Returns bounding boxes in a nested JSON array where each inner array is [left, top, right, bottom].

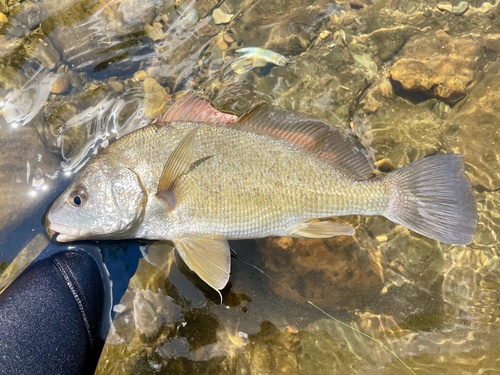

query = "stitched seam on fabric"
[[53, 255, 94, 349]]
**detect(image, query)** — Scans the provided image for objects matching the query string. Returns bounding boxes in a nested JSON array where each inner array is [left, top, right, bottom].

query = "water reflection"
[[1, 0, 499, 374], [1, 66, 58, 128]]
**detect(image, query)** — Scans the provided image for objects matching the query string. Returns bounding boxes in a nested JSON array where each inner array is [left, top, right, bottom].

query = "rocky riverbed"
[[1, 0, 499, 374]]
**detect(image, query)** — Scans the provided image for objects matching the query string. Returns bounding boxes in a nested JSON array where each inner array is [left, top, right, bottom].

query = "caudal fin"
[[383, 154, 477, 245]]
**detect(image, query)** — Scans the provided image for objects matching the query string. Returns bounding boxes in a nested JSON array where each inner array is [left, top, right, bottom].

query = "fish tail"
[[383, 154, 477, 245]]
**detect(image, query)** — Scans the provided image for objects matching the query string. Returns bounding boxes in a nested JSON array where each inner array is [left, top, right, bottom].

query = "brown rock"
[[50, 76, 70, 94], [389, 31, 484, 103], [133, 70, 147, 81], [443, 61, 500, 191], [484, 34, 500, 53], [259, 233, 384, 310], [143, 77, 168, 118]]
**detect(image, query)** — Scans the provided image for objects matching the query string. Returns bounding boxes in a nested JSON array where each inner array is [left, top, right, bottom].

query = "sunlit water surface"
[[0, 0, 499, 374]]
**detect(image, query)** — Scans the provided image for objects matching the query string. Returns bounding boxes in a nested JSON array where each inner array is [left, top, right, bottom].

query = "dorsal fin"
[[156, 92, 238, 124], [234, 103, 374, 179]]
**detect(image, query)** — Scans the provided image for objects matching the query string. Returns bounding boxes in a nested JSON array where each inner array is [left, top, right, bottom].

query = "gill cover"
[[48, 165, 147, 241]]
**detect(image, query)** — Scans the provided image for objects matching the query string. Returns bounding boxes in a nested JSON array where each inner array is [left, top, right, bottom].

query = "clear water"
[[0, 0, 499, 374]]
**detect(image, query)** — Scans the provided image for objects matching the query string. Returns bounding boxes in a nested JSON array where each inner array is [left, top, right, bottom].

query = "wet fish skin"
[[49, 122, 378, 240], [47, 107, 477, 293]]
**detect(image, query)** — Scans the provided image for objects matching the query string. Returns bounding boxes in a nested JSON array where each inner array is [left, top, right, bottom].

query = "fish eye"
[[68, 187, 88, 208]]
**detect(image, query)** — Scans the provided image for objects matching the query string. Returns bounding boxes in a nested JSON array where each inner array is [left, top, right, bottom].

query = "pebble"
[[333, 30, 348, 47], [134, 70, 147, 81], [437, 1, 468, 15], [145, 24, 165, 41], [452, 1, 468, 15], [0, 12, 7, 23], [479, 2, 495, 12], [107, 80, 124, 92], [143, 77, 168, 118], [223, 32, 235, 44], [319, 30, 331, 40], [484, 34, 500, 53], [349, 0, 365, 9], [436, 2, 453, 12], [213, 8, 234, 25], [215, 33, 229, 51], [284, 325, 299, 334], [51, 76, 70, 94], [379, 80, 394, 98]]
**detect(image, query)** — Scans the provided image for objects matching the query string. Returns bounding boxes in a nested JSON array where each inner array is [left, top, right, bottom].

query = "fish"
[[46, 97, 478, 296], [230, 47, 290, 74]]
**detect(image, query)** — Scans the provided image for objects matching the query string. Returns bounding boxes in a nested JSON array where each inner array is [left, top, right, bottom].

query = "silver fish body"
[[47, 102, 477, 293], [138, 123, 387, 239]]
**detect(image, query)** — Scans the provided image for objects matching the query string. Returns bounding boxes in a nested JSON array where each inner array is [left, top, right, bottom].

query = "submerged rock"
[[0, 125, 59, 235], [442, 60, 500, 191], [96, 244, 181, 374], [212, 8, 234, 25], [442, 190, 500, 328], [254, 40, 377, 124], [40, 0, 155, 76], [143, 77, 169, 118], [258, 226, 384, 311], [0, 233, 48, 292], [365, 100, 445, 167], [389, 31, 484, 103]]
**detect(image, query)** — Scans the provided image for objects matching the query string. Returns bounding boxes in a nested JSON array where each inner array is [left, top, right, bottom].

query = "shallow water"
[[1, 0, 499, 374]]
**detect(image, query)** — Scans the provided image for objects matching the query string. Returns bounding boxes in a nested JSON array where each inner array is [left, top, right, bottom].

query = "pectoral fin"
[[157, 128, 198, 210], [289, 220, 355, 238], [174, 235, 231, 297]]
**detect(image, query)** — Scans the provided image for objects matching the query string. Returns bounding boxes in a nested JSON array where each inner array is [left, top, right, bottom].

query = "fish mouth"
[[49, 222, 83, 242]]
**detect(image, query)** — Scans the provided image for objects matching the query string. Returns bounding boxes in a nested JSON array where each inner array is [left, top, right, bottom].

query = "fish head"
[[47, 163, 147, 242]]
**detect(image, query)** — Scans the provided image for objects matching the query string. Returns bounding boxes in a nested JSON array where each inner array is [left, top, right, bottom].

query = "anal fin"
[[174, 235, 231, 301], [289, 220, 355, 238]]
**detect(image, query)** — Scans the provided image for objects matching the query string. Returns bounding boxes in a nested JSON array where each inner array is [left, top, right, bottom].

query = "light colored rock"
[[143, 77, 168, 118], [133, 70, 147, 81], [212, 8, 234, 25], [436, 2, 453, 12]]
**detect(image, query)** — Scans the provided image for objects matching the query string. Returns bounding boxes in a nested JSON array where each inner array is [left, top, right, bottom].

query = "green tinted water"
[[0, 0, 499, 374]]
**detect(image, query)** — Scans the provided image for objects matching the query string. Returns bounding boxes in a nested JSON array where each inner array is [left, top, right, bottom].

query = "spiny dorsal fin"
[[235, 103, 374, 179], [156, 128, 198, 210], [174, 235, 231, 301], [156, 92, 238, 124]]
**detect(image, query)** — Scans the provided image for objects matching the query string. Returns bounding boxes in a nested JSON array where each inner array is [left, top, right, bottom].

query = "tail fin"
[[383, 154, 477, 245]]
